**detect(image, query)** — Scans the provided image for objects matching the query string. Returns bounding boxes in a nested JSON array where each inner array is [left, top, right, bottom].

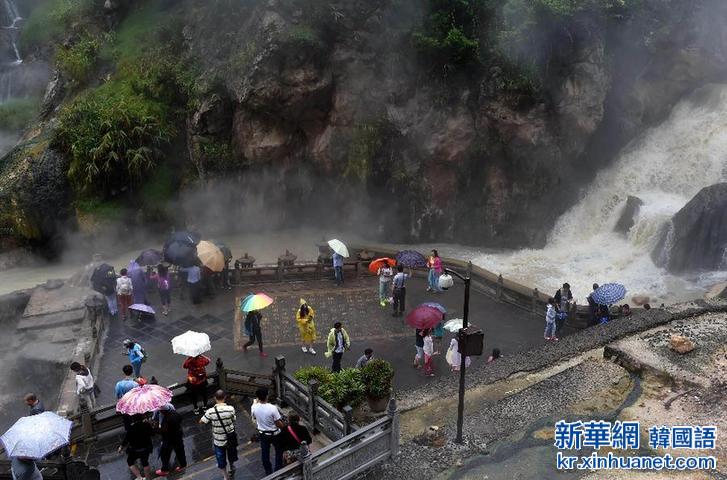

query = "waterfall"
[[0, 0, 22, 104], [466, 84, 727, 303]]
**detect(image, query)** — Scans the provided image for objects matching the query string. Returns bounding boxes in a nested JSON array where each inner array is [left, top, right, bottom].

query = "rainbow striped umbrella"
[[116, 384, 173, 415], [240, 293, 274, 312]]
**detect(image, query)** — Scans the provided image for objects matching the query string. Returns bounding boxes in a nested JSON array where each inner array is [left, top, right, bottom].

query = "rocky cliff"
[[1, 0, 727, 254]]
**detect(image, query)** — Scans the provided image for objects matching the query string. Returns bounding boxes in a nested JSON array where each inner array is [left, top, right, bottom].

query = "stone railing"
[[0, 457, 99, 480], [262, 399, 399, 480], [274, 357, 357, 441]]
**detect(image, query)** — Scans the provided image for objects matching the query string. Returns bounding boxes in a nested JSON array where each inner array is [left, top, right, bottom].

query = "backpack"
[[118, 278, 132, 295], [139, 345, 148, 363]]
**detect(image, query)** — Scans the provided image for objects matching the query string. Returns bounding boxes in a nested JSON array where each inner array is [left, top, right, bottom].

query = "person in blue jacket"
[[124, 339, 145, 378]]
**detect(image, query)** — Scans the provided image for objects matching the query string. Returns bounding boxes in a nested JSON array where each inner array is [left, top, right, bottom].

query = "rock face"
[[614, 196, 644, 234], [652, 183, 727, 273]]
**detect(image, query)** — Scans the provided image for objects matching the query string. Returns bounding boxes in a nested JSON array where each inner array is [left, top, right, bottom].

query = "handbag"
[[283, 426, 304, 465], [214, 406, 238, 448]]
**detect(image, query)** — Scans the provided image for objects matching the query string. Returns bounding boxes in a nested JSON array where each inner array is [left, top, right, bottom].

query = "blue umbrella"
[[136, 248, 163, 266], [395, 250, 427, 268], [422, 302, 447, 314], [591, 283, 627, 305], [1, 412, 72, 459]]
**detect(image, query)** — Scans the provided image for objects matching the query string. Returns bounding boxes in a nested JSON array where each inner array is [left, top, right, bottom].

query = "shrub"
[[294, 366, 333, 387], [360, 359, 394, 400], [319, 368, 365, 409], [56, 34, 100, 85], [21, 0, 99, 52]]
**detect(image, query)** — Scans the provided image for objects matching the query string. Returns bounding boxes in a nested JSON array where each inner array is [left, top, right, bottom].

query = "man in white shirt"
[[200, 390, 237, 479], [251, 388, 285, 475]]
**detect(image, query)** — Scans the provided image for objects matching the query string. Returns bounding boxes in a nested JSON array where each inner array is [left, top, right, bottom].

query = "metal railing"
[[261, 399, 399, 480]]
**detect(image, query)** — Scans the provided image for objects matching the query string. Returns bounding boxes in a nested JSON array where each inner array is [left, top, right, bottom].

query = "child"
[[377, 263, 393, 307], [446, 338, 471, 372], [422, 329, 434, 377], [545, 297, 558, 341]]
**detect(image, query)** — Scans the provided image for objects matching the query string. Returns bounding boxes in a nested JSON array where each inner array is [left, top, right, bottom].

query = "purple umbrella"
[[395, 250, 427, 268], [136, 249, 163, 266], [129, 304, 156, 315]]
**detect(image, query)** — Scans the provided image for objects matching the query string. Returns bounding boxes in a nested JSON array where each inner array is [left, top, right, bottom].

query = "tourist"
[[355, 348, 374, 368], [118, 414, 154, 480], [181, 264, 202, 304], [391, 265, 411, 317], [422, 329, 435, 377], [150, 264, 172, 316], [184, 353, 211, 414], [487, 348, 502, 363], [445, 337, 471, 372], [587, 283, 600, 326], [413, 328, 424, 369], [296, 299, 317, 355], [10, 457, 42, 480], [200, 390, 238, 480], [278, 413, 313, 464], [156, 404, 187, 476], [124, 339, 145, 378], [332, 252, 344, 286], [251, 387, 285, 475], [23, 393, 44, 416], [243, 309, 267, 357], [116, 268, 133, 321], [432, 314, 445, 355], [115, 365, 138, 399], [554, 282, 573, 333], [620, 303, 632, 317], [426, 249, 443, 293], [598, 304, 610, 324], [129, 262, 148, 306], [544, 297, 558, 341], [70, 362, 96, 409], [325, 322, 350, 372], [377, 262, 394, 306]]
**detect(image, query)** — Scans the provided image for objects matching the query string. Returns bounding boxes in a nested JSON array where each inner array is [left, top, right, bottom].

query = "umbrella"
[[169, 231, 201, 247], [591, 283, 627, 305], [240, 293, 274, 312], [395, 250, 427, 268], [368, 257, 396, 274], [443, 318, 464, 332], [406, 305, 445, 330], [172, 330, 211, 357], [90, 263, 116, 296], [163, 241, 198, 267], [1, 412, 72, 459], [116, 384, 173, 415], [213, 240, 233, 261], [130, 304, 156, 315], [422, 302, 447, 314], [197, 241, 225, 272], [327, 239, 349, 258], [136, 249, 162, 266]]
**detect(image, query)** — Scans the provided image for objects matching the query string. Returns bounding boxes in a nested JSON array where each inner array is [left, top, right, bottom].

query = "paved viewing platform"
[[76, 270, 546, 479]]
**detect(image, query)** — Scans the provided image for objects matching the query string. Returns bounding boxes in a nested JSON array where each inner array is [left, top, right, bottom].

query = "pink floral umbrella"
[[116, 384, 173, 415]]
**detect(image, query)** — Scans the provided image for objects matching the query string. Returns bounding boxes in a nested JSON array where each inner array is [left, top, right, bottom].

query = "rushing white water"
[[458, 84, 727, 304]]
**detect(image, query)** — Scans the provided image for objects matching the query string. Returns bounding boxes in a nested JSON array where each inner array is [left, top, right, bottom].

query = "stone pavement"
[[87, 272, 546, 478]]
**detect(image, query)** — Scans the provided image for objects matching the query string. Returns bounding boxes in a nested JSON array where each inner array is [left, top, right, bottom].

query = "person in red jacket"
[[183, 354, 210, 415]]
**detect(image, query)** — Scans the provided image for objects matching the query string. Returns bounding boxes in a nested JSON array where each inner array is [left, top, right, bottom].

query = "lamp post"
[[439, 267, 470, 444]]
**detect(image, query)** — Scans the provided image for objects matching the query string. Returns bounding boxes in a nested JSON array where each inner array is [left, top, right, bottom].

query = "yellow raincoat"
[[296, 302, 317, 343]]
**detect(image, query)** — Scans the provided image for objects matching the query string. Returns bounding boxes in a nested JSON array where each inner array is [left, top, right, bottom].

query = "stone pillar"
[[275, 356, 286, 405], [342, 405, 353, 436], [307, 380, 319, 434], [388, 398, 399, 456]]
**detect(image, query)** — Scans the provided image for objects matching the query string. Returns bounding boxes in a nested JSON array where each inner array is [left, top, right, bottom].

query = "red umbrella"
[[406, 305, 445, 330], [368, 257, 396, 274]]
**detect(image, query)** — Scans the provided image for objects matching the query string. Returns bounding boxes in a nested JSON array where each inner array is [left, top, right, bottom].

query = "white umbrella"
[[171, 330, 211, 357], [443, 318, 464, 332], [1, 412, 72, 459], [327, 239, 349, 258]]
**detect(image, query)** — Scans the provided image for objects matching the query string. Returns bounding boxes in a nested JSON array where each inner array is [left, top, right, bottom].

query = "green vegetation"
[[99, 2, 170, 63], [344, 120, 391, 183], [283, 25, 324, 49], [55, 79, 176, 196], [294, 366, 334, 386], [360, 359, 394, 400], [74, 198, 126, 221], [294, 366, 365, 409], [21, 0, 99, 51], [0, 98, 41, 131], [56, 34, 100, 85]]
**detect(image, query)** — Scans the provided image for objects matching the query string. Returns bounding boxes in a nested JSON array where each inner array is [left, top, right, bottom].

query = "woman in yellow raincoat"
[[296, 299, 317, 355]]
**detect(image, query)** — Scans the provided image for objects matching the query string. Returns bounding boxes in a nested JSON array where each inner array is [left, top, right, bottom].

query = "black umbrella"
[[163, 241, 198, 267], [136, 248, 163, 267], [169, 231, 201, 247], [213, 240, 233, 261], [90, 263, 116, 296]]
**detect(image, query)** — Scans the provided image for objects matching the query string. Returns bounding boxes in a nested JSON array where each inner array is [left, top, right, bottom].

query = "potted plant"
[[294, 366, 333, 386], [319, 368, 365, 410], [360, 359, 394, 412]]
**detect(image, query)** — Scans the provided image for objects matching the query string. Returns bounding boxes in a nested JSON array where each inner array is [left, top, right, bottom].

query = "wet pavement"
[[86, 272, 545, 478]]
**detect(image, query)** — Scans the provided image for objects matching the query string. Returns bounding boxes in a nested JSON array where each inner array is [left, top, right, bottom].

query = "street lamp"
[[439, 267, 471, 444]]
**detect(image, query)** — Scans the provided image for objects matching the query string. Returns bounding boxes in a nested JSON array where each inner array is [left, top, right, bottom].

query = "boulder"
[[669, 334, 695, 354], [631, 295, 650, 306], [614, 196, 644, 234], [652, 183, 727, 273]]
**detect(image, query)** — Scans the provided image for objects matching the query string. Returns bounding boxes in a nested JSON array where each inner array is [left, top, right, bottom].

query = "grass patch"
[[75, 198, 126, 221], [56, 34, 100, 85], [21, 0, 99, 52], [140, 162, 176, 205], [0, 97, 41, 131], [99, 2, 172, 63]]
